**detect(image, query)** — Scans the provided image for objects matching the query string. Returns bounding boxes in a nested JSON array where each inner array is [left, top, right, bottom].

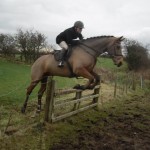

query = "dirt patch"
[[49, 92, 150, 150]]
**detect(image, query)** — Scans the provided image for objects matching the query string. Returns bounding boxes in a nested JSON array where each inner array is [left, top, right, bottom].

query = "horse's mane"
[[82, 35, 114, 42]]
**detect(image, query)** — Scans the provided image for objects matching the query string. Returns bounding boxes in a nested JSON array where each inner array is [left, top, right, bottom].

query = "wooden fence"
[[44, 76, 101, 123]]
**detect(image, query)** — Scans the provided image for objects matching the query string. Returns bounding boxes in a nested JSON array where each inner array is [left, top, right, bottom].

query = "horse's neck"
[[83, 38, 110, 55]]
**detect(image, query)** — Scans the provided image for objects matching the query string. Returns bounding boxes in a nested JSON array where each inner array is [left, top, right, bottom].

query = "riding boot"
[[58, 49, 67, 67]]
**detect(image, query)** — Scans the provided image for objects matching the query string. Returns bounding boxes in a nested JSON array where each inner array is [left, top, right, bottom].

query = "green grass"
[[0, 59, 31, 105], [96, 57, 114, 69], [96, 57, 128, 72]]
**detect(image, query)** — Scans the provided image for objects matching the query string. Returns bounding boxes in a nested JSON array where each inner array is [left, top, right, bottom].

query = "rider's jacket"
[[56, 27, 83, 45]]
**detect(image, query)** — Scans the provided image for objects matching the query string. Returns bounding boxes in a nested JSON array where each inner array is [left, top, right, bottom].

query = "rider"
[[56, 21, 84, 67]]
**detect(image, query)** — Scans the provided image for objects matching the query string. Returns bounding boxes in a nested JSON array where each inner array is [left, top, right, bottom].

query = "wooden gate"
[[44, 76, 101, 123]]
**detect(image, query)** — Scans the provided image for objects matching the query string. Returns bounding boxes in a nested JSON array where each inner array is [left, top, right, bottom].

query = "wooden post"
[[140, 75, 143, 89], [93, 75, 101, 104], [114, 75, 117, 98], [122, 79, 125, 95], [132, 73, 136, 90], [73, 90, 82, 110], [125, 75, 128, 94], [44, 76, 55, 122]]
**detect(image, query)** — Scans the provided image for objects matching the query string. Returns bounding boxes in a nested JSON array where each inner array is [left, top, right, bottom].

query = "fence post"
[[132, 73, 136, 90], [125, 75, 128, 94], [140, 75, 143, 89], [93, 75, 101, 104], [122, 79, 125, 95], [44, 76, 55, 123], [73, 90, 82, 110], [114, 75, 117, 98]]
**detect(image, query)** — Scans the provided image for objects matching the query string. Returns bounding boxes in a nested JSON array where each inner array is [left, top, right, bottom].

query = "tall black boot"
[[58, 49, 67, 67]]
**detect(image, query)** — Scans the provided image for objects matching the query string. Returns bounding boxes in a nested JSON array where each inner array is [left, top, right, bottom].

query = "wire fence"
[[100, 72, 150, 103]]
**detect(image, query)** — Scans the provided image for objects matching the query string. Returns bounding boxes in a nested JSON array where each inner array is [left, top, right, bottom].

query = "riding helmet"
[[74, 21, 84, 28]]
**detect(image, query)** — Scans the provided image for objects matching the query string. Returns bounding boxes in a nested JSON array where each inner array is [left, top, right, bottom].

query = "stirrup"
[[58, 61, 64, 67]]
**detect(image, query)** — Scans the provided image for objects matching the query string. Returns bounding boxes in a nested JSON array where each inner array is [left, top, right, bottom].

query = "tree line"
[[0, 28, 52, 63], [0, 28, 150, 71], [124, 39, 150, 71]]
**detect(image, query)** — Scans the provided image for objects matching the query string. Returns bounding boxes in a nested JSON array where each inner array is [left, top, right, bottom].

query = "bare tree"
[[0, 33, 16, 58], [16, 28, 47, 63], [124, 39, 150, 71]]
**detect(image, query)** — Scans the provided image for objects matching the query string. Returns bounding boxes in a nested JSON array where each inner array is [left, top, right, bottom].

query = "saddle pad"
[[53, 50, 62, 61], [53, 47, 72, 61]]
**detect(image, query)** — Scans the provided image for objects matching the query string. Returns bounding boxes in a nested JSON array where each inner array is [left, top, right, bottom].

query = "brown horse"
[[21, 36, 124, 113]]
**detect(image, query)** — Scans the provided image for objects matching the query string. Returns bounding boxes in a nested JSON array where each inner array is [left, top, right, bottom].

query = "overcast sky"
[[0, 0, 150, 46]]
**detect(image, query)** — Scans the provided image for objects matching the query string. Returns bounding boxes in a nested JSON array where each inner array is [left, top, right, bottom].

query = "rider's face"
[[76, 27, 83, 33]]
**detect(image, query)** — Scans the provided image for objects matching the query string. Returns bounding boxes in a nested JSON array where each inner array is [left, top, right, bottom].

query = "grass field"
[[0, 59, 31, 105]]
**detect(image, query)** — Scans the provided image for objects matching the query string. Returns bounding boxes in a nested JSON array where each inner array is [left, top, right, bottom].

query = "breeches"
[[59, 41, 68, 50]]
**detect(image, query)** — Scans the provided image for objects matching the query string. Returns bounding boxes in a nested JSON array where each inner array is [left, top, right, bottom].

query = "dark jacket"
[[56, 27, 83, 45]]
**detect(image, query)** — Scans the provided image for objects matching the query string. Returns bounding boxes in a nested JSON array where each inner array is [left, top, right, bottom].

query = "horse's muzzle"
[[117, 61, 122, 67], [113, 56, 123, 67]]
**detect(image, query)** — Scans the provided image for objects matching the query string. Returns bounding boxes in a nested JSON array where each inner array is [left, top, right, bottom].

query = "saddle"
[[52, 47, 76, 77], [53, 47, 72, 61]]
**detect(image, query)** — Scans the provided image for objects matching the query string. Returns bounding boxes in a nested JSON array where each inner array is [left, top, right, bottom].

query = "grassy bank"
[[0, 90, 149, 150]]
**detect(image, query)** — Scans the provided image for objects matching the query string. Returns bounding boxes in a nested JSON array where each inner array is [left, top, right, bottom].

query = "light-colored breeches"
[[59, 41, 68, 50]]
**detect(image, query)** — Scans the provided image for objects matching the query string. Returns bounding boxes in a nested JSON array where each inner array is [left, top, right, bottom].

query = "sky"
[[0, 0, 150, 47]]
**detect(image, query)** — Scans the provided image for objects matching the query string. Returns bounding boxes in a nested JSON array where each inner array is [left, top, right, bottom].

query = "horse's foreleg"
[[21, 81, 39, 113], [74, 68, 94, 90], [88, 72, 101, 88]]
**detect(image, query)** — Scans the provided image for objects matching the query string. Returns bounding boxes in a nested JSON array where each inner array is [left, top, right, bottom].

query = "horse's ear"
[[118, 36, 125, 41]]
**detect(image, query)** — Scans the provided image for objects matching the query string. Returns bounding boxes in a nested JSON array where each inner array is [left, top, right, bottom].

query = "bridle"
[[110, 44, 123, 57], [80, 42, 123, 58], [79, 42, 104, 58]]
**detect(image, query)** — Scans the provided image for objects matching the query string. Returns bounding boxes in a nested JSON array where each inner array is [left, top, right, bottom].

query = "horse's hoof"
[[31, 111, 39, 118], [36, 109, 41, 114], [79, 85, 86, 90], [87, 86, 94, 90], [21, 107, 25, 114], [73, 84, 81, 89]]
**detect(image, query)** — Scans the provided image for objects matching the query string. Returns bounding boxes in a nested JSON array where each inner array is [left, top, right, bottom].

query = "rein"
[[80, 42, 99, 54], [80, 42, 123, 58], [79, 42, 102, 58]]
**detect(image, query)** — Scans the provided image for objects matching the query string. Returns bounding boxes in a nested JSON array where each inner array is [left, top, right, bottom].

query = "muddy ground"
[[50, 92, 150, 150]]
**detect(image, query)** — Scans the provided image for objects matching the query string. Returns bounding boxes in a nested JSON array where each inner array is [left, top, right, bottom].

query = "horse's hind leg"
[[21, 81, 39, 113], [37, 77, 47, 113]]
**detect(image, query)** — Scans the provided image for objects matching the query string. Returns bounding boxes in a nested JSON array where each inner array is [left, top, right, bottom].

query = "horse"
[[21, 36, 124, 113]]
